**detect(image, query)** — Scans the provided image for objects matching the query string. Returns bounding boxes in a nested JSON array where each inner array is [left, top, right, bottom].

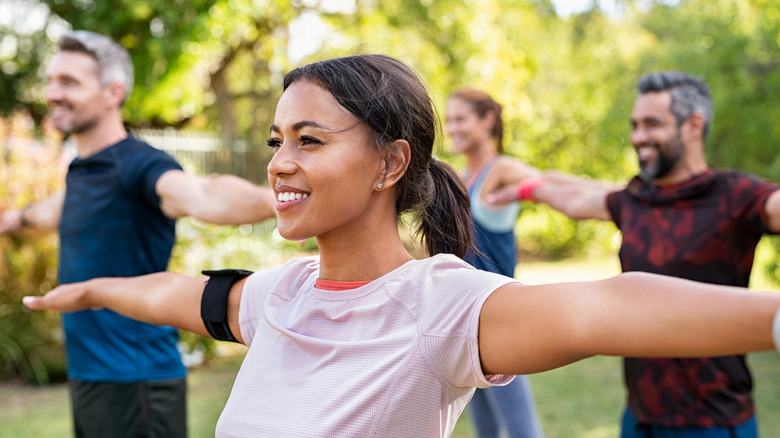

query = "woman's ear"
[[376, 139, 411, 190], [483, 109, 497, 127]]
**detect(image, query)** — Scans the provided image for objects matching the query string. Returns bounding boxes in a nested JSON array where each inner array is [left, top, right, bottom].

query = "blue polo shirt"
[[59, 135, 186, 382]]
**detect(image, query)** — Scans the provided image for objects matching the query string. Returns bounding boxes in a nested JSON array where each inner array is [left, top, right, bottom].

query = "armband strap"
[[773, 307, 780, 353], [200, 269, 253, 343], [516, 178, 543, 201]]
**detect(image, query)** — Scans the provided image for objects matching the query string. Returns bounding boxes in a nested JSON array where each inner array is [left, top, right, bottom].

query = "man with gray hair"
[[0, 30, 276, 437], [489, 71, 780, 437]]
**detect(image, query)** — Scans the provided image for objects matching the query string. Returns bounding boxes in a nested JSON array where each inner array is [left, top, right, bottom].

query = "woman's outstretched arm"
[[23, 272, 248, 344], [478, 271, 780, 376]]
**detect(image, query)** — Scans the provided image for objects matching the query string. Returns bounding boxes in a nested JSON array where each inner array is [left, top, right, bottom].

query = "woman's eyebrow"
[[269, 120, 332, 134]]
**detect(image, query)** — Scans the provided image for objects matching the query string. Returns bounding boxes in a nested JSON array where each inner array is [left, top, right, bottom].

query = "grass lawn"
[[2, 256, 779, 437]]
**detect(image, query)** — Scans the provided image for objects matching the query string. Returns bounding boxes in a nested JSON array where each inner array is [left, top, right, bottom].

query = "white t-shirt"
[[215, 253, 517, 437]]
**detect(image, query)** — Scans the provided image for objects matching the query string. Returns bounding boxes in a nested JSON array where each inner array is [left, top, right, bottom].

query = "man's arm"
[[155, 170, 276, 225], [0, 191, 65, 234], [764, 190, 780, 233], [486, 170, 620, 221]]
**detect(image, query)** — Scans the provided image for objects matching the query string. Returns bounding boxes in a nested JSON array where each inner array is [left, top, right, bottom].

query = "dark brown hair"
[[283, 54, 473, 258]]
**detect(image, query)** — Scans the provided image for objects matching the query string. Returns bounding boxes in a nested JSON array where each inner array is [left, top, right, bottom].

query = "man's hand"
[[0, 208, 24, 235], [484, 184, 521, 206], [485, 179, 543, 206]]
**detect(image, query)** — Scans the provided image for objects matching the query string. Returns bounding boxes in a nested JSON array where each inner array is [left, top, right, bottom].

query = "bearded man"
[[489, 71, 780, 438]]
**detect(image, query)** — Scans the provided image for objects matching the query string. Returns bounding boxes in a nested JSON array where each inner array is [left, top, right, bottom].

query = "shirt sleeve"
[[419, 257, 518, 389], [606, 189, 624, 227], [237, 257, 319, 346], [118, 142, 182, 210], [729, 172, 780, 235], [238, 265, 285, 346]]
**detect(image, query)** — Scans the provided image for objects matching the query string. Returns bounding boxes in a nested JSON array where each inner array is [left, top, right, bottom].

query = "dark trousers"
[[620, 408, 758, 438], [70, 378, 187, 438]]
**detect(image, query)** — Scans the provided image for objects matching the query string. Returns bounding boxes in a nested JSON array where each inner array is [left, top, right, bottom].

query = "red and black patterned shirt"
[[606, 169, 779, 428]]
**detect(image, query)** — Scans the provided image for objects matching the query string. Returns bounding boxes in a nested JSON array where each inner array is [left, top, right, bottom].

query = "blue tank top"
[[464, 159, 521, 278]]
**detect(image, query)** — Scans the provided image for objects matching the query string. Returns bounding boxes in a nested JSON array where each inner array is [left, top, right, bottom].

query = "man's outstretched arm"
[[156, 170, 276, 225], [0, 191, 66, 234]]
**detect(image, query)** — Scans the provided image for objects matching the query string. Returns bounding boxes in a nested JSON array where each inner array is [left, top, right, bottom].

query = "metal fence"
[[134, 129, 277, 235], [134, 129, 272, 186]]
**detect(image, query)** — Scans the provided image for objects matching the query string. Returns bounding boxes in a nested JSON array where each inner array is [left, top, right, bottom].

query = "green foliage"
[[0, 139, 66, 384], [40, 0, 217, 127], [517, 203, 621, 259], [0, 1, 52, 120], [756, 236, 780, 289]]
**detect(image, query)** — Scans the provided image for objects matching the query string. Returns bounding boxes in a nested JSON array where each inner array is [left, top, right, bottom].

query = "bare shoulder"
[[490, 156, 542, 185]]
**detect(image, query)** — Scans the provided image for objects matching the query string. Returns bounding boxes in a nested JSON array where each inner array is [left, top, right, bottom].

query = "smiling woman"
[[22, 53, 780, 438], [267, 81, 394, 247]]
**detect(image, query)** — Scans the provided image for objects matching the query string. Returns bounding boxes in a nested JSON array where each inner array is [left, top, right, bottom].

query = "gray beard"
[[639, 154, 676, 181], [638, 135, 684, 182], [56, 116, 100, 136]]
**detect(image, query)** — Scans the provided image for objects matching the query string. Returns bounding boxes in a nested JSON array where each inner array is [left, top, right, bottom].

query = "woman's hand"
[[23, 281, 100, 313]]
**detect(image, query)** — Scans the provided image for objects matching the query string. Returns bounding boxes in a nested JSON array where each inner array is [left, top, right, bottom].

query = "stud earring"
[[376, 182, 383, 189]]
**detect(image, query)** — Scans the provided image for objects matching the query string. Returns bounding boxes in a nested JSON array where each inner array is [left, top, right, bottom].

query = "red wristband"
[[516, 178, 543, 201]]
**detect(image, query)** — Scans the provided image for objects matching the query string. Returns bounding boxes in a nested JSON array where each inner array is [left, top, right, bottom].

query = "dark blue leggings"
[[468, 375, 544, 438]]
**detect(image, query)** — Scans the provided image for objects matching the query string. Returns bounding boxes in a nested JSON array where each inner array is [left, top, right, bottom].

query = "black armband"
[[200, 269, 253, 343]]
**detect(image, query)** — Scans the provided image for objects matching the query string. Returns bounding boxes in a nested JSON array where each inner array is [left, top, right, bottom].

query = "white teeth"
[[637, 146, 656, 160], [49, 107, 70, 116], [277, 192, 309, 202]]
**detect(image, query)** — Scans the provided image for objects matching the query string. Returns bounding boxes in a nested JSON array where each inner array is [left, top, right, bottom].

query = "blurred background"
[[2, 0, 780, 436]]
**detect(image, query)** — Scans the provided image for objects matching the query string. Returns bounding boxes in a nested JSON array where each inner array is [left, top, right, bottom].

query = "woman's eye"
[[266, 138, 281, 149], [299, 136, 321, 146]]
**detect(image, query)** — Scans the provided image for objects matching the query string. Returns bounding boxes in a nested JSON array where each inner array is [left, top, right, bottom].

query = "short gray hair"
[[57, 30, 134, 105], [638, 71, 713, 141]]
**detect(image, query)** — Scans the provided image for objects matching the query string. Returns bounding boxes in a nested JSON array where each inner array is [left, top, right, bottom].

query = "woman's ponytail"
[[416, 159, 473, 258]]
